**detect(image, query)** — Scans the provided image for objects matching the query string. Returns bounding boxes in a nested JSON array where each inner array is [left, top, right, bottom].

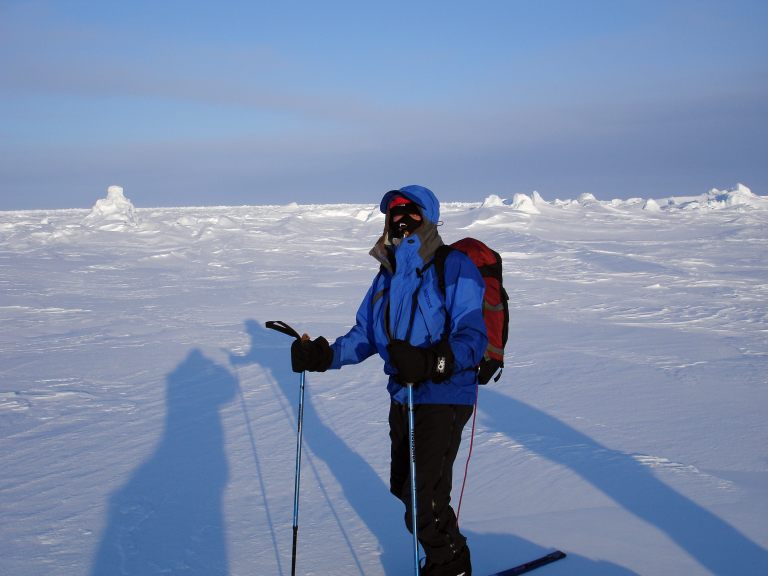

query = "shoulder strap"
[[432, 244, 454, 338], [433, 244, 454, 296]]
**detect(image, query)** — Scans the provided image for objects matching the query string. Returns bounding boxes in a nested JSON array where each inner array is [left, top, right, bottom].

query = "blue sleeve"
[[329, 278, 379, 369], [443, 251, 488, 371]]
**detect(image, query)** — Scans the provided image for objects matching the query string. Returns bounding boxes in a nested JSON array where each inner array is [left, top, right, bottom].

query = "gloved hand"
[[387, 339, 454, 384], [291, 336, 333, 373], [477, 357, 503, 384]]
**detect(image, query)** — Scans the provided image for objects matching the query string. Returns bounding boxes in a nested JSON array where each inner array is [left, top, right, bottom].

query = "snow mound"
[[175, 215, 199, 227], [662, 184, 765, 211], [83, 186, 138, 228], [354, 209, 372, 221], [215, 215, 239, 229], [365, 208, 384, 222], [510, 193, 540, 214], [480, 194, 506, 208], [705, 183, 761, 208], [476, 192, 540, 214], [643, 198, 662, 212], [578, 192, 598, 204]]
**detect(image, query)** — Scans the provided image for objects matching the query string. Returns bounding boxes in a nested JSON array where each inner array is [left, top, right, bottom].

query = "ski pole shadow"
[[231, 319, 404, 575], [231, 320, 639, 575], [90, 349, 237, 576], [480, 389, 768, 575], [229, 357, 284, 575]]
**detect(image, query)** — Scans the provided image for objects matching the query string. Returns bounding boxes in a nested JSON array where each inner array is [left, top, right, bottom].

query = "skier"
[[290, 185, 487, 576]]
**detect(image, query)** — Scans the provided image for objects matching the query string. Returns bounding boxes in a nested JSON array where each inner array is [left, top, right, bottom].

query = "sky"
[[1, 0, 767, 210]]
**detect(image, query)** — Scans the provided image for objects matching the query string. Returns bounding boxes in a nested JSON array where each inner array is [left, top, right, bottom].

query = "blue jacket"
[[329, 185, 487, 405]]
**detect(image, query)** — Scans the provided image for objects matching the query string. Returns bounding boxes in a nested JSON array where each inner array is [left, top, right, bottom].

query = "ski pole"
[[266, 320, 306, 576], [291, 369, 306, 576], [407, 382, 421, 576], [400, 288, 424, 575]]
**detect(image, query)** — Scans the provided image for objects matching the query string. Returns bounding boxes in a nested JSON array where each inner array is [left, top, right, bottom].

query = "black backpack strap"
[[433, 244, 453, 296], [432, 244, 454, 338]]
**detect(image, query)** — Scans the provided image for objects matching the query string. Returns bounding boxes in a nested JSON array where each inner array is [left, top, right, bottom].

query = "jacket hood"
[[371, 185, 443, 273], [379, 185, 440, 224]]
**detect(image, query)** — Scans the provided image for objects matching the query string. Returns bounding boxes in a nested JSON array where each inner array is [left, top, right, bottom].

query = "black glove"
[[387, 339, 454, 384], [477, 358, 503, 384], [291, 337, 333, 373]]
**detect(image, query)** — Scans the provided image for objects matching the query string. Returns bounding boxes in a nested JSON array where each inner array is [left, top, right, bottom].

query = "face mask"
[[388, 204, 423, 239]]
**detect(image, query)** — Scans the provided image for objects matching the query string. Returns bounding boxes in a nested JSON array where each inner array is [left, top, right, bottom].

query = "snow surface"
[[1, 185, 767, 576]]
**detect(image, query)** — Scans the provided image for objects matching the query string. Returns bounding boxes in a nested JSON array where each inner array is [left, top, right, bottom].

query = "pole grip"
[[266, 320, 302, 340]]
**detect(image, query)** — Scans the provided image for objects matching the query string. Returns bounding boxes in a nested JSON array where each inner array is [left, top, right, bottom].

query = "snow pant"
[[389, 401, 474, 566]]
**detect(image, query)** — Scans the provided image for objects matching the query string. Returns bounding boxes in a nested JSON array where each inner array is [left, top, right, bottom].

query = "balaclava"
[[387, 196, 423, 240]]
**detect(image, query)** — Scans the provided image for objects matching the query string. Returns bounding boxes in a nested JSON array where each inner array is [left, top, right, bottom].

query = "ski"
[[488, 550, 567, 576]]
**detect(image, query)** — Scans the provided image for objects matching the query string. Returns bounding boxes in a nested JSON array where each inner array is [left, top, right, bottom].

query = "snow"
[[83, 185, 139, 229], [577, 192, 598, 204], [642, 198, 661, 212], [510, 194, 541, 215], [481, 195, 506, 208], [1, 184, 767, 575]]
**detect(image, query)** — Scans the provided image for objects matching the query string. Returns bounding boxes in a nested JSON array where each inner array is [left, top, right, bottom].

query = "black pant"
[[389, 401, 473, 565]]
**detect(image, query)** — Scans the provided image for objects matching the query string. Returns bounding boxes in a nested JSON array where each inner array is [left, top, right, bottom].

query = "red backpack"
[[434, 238, 509, 384]]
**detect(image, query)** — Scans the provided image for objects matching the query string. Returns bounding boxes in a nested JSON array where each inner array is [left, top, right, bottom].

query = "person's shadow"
[[232, 320, 638, 575], [90, 349, 237, 576], [480, 388, 768, 575]]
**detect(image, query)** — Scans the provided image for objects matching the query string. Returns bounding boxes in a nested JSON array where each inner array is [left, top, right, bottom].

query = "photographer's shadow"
[[91, 349, 237, 576]]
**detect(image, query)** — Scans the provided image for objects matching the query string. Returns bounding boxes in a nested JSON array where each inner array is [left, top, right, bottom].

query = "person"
[[290, 185, 487, 576]]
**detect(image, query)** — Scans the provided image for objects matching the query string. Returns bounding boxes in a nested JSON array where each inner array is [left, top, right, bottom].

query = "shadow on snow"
[[480, 388, 768, 575], [90, 349, 237, 576], [230, 319, 404, 575], [89, 321, 766, 575], [234, 320, 636, 575]]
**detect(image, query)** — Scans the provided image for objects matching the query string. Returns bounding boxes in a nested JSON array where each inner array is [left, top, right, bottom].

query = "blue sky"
[[1, 0, 766, 209]]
